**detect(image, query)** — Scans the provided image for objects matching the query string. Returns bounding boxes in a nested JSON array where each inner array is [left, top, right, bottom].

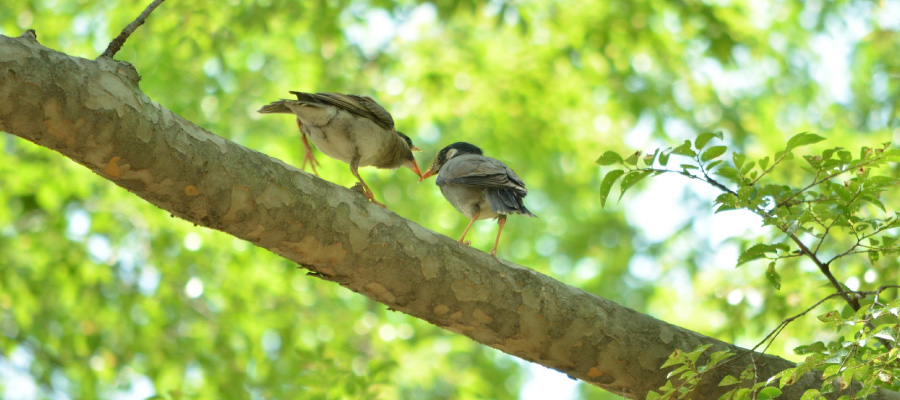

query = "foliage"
[[777, 294, 900, 398], [2, 0, 899, 398], [599, 132, 900, 397]]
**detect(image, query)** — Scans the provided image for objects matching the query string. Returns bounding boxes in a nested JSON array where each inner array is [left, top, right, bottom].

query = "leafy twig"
[[775, 156, 885, 208], [98, 0, 166, 59], [750, 151, 789, 185], [783, 230, 859, 309]]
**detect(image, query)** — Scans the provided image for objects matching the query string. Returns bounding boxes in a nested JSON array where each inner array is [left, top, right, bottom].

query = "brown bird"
[[258, 91, 422, 205], [420, 142, 536, 256]]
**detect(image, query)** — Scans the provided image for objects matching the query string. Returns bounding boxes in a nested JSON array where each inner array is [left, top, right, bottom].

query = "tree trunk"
[[1, 32, 897, 399]]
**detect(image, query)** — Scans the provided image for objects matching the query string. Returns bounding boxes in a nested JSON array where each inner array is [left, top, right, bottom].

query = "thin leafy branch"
[[652, 286, 900, 399], [598, 134, 899, 315], [598, 133, 900, 398]]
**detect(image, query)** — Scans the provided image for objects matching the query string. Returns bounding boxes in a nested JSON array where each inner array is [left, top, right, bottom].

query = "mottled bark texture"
[[1, 32, 897, 399]]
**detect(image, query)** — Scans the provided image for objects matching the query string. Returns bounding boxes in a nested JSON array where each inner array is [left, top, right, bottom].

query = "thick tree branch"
[[2, 33, 898, 400]]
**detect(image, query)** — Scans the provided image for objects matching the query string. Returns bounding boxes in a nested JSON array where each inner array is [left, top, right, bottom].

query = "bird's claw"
[[301, 152, 321, 176], [351, 181, 386, 207]]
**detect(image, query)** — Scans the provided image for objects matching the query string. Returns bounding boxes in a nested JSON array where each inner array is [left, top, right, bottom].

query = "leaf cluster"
[[598, 132, 900, 289], [599, 133, 900, 397], [775, 296, 900, 398]]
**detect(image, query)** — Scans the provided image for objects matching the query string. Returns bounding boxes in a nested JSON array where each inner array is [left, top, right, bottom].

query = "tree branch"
[[2, 33, 899, 400], [98, 0, 166, 59]]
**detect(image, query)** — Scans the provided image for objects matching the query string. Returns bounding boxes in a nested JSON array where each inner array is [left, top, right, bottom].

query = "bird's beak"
[[411, 145, 421, 152], [406, 158, 423, 179], [418, 166, 437, 182]]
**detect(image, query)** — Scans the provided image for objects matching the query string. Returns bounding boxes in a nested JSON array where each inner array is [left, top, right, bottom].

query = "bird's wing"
[[289, 91, 395, 130], [438, 156, 527, 195]]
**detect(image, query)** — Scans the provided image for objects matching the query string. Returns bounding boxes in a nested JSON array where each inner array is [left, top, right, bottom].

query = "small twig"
[[98, 0, 166, 59], [783, 230, 860, 310], [808, 205, 837, 254], [750, 151, 789, 185], [750, 291, 849, 363], [738, 286, 900, 368], [776, 156, 884, 208], [633, 167, 739, 197]]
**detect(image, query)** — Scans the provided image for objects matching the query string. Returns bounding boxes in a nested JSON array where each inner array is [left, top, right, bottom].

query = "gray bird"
[[258, 91, 422, 205], [420, 142, 536, 256]]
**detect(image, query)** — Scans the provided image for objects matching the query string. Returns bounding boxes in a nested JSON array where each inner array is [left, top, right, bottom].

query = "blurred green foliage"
[[1, 0, 899, 398], [604, 131, 900, 397]]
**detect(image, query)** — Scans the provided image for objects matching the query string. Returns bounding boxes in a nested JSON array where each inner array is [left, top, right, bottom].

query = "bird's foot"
[[301, 152, 321, 176], [364, 190, 386, 207], [350, 182, 386, 207], [489, 248, 498, 256]]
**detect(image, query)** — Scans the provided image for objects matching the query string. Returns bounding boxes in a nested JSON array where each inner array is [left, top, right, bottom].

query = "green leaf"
[[860, 146, 874, 160], [803, 155, 823, 168], [660, 349, 685, 369], [765, 262, 781, 290], [860, 195, 886, 211], [838, 150, 852, 163], [701, 146, 728, 162], [599, 170, 625, 208], [800, 389, 822, 400], [643, 148, 660, 167], [658, 148, 673, 166], [686, 344, 712, 364], [817, 310, 841, 323], [867, 250, 879, 265], [672, 140, 697, 157], [737, 244, 785, 266], [739, 160, 756, 177], [822, 147, 841, 160], [719, 375, 740, 387], [708, 350, 734, 366], [786, 132, 825, 152], [757, 387, 782, 399], [885, 148, 900, 162], [624, 151, 642, 166], [618, 171, 652, 202], [733, 388, 751, 400], [759, 156, 770, 171], [868, 175, 900, 187], [793, 341, 827, 355], [706, 159, 724, 171], [695, 131, 723, 150], [732, 152, 746, 169], [596, 151, 623, 166], [716, 167, 742, 184], [821, 364, 841, 379]]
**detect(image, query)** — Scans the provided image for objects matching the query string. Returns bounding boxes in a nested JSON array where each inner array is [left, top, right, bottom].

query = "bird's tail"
[[519, 206, 537, 218], [289, 91, 320, 103], [257, 100, 293, 114], [488, 190, 537, 217]]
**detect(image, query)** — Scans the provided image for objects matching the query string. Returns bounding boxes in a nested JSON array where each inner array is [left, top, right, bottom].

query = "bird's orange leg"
[[350, 160, 385, 207], [297, 119, 320, 176], [489, 215, 507, 256], [458, 210, 480, 246]]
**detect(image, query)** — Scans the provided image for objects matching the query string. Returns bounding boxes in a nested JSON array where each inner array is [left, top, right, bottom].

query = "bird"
[[420, 142, 536, 256], [258, 91, 422, 205]]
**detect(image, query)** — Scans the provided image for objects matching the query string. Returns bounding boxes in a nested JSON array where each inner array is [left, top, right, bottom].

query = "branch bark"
[[1, 33, 898, 400]]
